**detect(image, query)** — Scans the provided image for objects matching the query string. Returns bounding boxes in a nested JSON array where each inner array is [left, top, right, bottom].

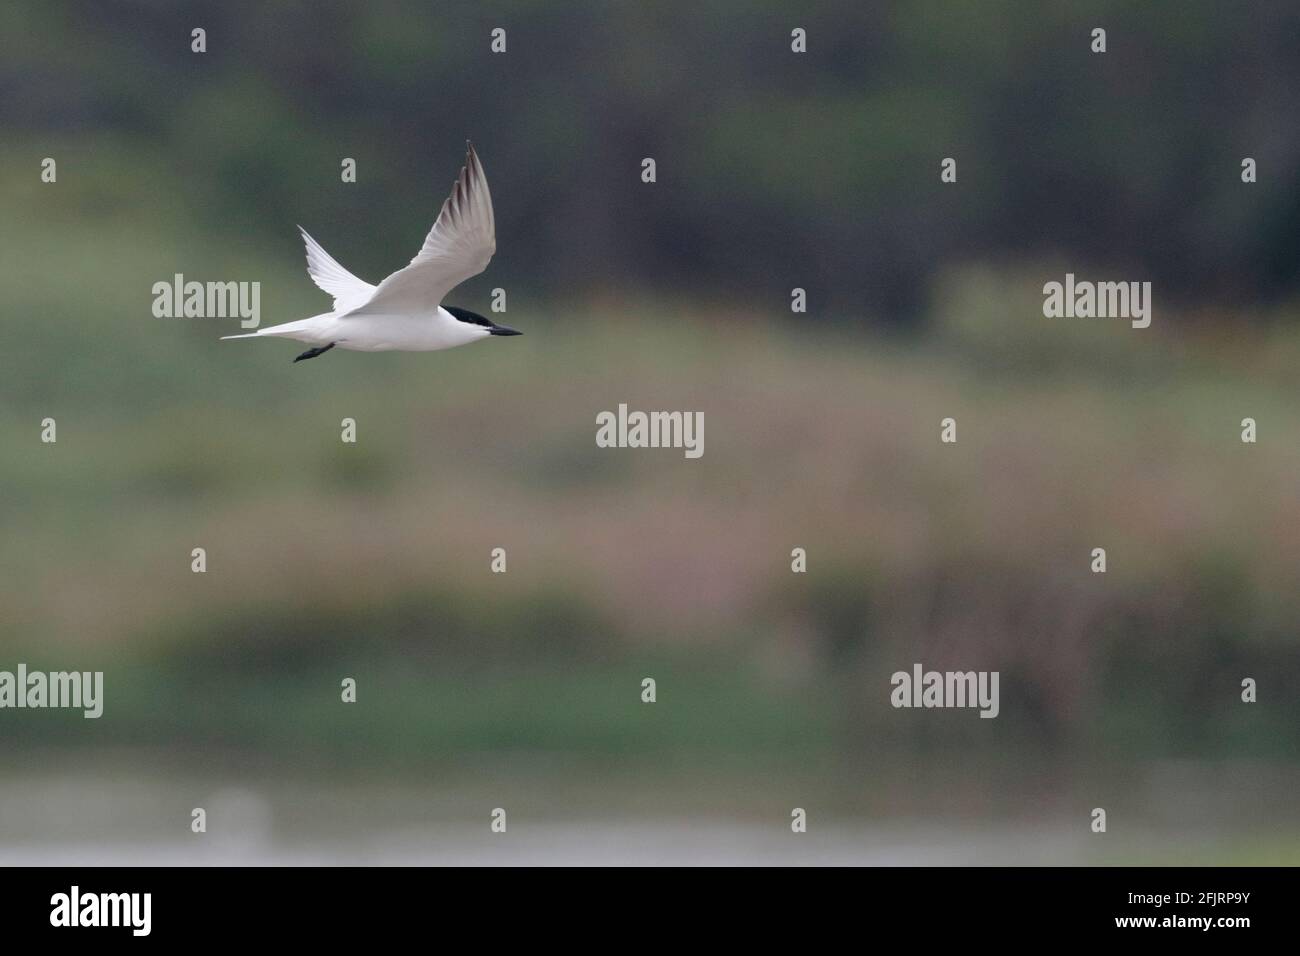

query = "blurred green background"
[[0, 1, 1297, 864]]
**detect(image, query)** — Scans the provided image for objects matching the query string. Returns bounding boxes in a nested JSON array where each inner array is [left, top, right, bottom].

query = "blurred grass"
[[1, 138, 1297, 794], [2, 2, 1298, 862], [0, 197, 1294, 775]]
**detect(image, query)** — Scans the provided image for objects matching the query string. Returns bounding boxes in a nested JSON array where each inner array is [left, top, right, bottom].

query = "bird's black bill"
[[489, 325, 522, 336]]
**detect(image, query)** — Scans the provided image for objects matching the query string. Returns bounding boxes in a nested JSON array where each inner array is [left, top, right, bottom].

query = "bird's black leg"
[[293, 342, 336, 363]]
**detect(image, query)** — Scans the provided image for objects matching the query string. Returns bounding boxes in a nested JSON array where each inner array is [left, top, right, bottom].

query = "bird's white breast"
[[333, 308, 486, 352]]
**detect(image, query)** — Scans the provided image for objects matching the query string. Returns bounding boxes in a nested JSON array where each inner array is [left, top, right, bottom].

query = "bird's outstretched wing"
[[342, 142, 495, 317], [298, 226, 377, 313]]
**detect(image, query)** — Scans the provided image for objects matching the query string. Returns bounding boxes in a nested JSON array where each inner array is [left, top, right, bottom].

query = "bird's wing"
[[342, 142, 495, 318], [298, 226, 377, 314]]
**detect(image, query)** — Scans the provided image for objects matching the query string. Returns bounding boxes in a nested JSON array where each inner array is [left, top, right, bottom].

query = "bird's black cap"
[[446, 305, 521, 336]]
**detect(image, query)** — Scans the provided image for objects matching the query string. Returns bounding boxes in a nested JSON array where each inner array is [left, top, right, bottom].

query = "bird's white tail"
[[220, 314, 333, 342]]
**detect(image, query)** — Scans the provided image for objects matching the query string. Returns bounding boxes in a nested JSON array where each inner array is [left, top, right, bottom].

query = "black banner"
[[2, 866, 1288, 942]]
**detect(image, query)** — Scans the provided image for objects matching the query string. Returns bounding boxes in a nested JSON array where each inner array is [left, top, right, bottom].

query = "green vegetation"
[[2, 192, 1297, 771], [1, 2, 1296, 857]]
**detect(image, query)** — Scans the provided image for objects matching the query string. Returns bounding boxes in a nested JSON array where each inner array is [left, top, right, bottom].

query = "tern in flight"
[[223, 142, 518, 362]]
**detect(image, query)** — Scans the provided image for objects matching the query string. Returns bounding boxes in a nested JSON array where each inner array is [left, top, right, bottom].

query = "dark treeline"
[[4, 0, 1298, 320]]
